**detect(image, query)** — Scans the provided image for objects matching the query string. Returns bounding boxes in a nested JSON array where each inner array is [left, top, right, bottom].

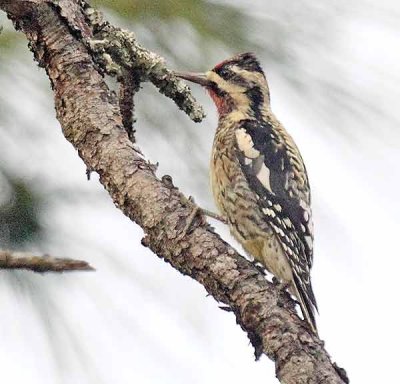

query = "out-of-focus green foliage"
[[94, 0, 254, 49], [1, 0, 255, 60], [1, 0, 254, 51], [0, 175, 42, 247], [0, 0, 253, 56]]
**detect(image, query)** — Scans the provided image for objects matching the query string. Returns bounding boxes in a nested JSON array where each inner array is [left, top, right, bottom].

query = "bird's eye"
[[217, 67, 230, 79]]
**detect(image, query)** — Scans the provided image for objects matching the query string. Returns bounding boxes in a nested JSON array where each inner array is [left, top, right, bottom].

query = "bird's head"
[[175, 52, 270, 118]]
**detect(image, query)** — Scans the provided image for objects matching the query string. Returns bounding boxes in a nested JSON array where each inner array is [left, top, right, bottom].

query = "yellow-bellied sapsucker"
[[176, 52, 318, 333]]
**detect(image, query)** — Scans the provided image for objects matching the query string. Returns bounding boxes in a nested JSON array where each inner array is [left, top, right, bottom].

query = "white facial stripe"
[[230, 66, 270, 108], [231, 66, 270, 103], [207, 70, 245, 93], [206, 71, 250, 110], [235, 128, 260, 159], [230, 65, 266, 85]]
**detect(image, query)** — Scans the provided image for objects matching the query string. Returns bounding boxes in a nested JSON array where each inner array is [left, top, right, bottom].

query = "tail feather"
[[292, 274, 318, 334]]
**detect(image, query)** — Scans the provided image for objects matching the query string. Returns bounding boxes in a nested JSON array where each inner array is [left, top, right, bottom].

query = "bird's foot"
[[178, 196, 227, 240], [178, 204, 202, 240], [272, 277, 289, 291], [201, 208, 227, 224]]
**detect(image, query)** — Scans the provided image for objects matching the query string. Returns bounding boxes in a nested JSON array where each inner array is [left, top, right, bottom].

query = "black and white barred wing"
[[234, 119, 317, 310]]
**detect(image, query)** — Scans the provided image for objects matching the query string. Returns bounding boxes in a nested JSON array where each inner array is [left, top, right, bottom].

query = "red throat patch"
[[207, 88, 229, 115]]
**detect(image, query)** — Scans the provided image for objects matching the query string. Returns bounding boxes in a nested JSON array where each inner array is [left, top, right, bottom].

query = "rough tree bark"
[[0, 1, 349, 383]]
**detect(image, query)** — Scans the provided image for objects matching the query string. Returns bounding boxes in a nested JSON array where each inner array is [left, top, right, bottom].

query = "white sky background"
[[0, 0, 399, 383]]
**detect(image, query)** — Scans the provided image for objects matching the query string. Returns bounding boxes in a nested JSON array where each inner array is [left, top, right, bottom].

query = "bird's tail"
[[292, 274, 318, 335]]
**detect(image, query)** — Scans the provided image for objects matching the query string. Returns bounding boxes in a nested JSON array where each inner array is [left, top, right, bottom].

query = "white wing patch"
[[235, 128, 260, 159], [256, 163, 273, 193], [235, 128, 274, 193]]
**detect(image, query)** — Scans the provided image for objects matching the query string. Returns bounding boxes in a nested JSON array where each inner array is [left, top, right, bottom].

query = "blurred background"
[[0, 0, 399, 382]]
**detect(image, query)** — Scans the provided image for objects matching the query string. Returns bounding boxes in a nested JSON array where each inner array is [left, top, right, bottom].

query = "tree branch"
[[0, 249, 94, 272], [0, 1, 348, 383]]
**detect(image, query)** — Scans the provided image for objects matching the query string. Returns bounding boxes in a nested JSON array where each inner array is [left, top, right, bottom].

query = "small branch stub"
[[0, 250, 94, 273], [119, 71, 140, 142]]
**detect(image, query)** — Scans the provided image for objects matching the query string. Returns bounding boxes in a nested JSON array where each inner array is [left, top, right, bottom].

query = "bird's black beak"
[[174, 71, 212, 87]]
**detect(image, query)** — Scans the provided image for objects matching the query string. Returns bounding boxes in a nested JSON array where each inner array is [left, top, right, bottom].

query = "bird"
[[175, 52, 318, 333]]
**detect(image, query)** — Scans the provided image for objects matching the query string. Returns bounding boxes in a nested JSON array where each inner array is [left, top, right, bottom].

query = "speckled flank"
[[211, 120, 293, 285]]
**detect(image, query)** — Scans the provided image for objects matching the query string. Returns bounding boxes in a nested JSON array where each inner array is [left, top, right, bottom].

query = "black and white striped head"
[[175, 52, 270, 117]]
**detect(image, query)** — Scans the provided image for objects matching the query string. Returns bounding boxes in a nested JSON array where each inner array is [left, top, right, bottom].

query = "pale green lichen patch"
[[83, 5, 205, 122]]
